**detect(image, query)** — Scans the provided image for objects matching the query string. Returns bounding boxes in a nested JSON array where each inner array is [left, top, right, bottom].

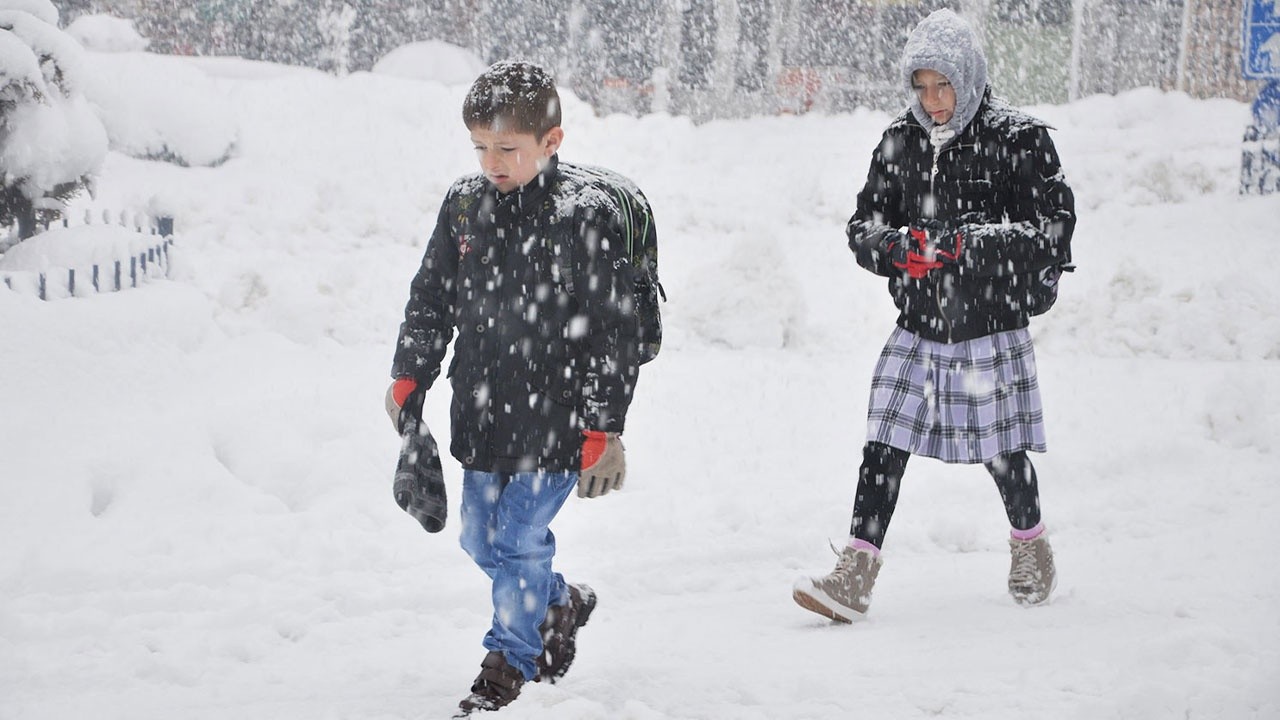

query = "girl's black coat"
[[392, 156, 638, 473], [848, 92, 1077, 343]]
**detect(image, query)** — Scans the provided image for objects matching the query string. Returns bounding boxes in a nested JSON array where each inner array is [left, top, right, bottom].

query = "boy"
[[386, 61, 644, 715]]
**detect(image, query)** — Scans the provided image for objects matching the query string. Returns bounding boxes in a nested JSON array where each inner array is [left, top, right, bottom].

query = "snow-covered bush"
[[371, 40, 485, 85], [0, 0, 106, 238], [55, 10, 238, 169], [64, 13, 148, 53], [76, 51, 238, 168]]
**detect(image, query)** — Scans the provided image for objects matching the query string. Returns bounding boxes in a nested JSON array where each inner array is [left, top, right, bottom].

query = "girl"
[[793, 9, 1076, 622]]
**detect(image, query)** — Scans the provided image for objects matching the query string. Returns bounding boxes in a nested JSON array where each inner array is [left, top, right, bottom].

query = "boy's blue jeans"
[[459, 469, 576, 681]]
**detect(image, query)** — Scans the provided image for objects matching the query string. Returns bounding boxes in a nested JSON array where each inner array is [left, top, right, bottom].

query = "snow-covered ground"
[[2, 46, 1279, 720]]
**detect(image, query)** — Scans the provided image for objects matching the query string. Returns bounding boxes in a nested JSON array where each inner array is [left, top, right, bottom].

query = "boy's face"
[[912, 69, 956, 125], [470, 125, 564, 193]]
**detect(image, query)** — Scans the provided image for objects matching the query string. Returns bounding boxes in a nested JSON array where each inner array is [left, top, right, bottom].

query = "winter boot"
[[792, 546, 882, 623], [454, 651, 525, 717], [537, 583, 597, 683], [1008, 533, 1057, 606]]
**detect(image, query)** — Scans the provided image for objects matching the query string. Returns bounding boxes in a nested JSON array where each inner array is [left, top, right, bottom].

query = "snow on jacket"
[[848, 9, 1075, 343], [392, 154, 639, 473], [847, 93, 1076, 343]]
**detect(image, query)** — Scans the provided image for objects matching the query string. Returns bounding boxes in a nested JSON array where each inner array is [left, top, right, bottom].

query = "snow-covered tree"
[[0, 0, 105, 240], [317, 2, 356, 75]]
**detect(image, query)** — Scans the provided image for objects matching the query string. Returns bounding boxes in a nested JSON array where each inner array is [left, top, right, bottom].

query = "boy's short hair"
[[462, 61, 562, 138]]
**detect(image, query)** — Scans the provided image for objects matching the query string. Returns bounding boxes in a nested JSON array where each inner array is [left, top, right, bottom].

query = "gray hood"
[[900, 9, 988, 140]]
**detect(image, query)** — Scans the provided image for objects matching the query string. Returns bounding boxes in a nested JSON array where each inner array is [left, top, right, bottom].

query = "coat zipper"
[[930, 139, 947, 329], [927, 137, 978, 337], [930, 145, 942, 191]]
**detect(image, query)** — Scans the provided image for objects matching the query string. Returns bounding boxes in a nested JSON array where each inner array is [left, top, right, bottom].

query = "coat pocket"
[[526, 353, 581, 409]]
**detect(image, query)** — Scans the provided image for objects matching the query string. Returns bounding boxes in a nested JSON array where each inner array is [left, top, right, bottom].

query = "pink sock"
[[1010, 522, 1045, 541], [847, 538, 881, 557]]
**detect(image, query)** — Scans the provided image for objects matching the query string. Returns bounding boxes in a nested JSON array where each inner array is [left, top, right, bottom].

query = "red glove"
[[909, 223, 965, 264], [898, 250, 943, 279], [385, 377, 421, 432], [579, 430, 625, 498], [892, 224, 964, 279], [581, 430, 608, 469], [392, 378, 418, 406]]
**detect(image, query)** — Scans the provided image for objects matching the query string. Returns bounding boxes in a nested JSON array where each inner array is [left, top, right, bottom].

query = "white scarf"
[[929, 124, 956, 150]]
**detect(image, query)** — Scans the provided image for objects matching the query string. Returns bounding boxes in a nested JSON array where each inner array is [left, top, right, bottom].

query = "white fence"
[[0, 211, 176, 301]]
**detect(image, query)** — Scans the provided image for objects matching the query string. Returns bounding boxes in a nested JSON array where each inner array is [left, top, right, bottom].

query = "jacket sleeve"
[[573, 203, 640, 434], [390, 190, 459, 387], [958, 126, 1076, 278], [847, 131, 908, 277]]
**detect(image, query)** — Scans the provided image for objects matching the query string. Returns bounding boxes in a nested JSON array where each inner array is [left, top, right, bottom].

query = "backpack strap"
[[610, 186, 635, 256], [541, 188, 575, 297]]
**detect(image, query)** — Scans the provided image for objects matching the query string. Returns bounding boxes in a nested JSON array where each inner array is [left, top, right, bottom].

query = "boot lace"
[[827, 540, 867, 580], [829, 540, 854, 565], [1009, 540, 1039, 587]]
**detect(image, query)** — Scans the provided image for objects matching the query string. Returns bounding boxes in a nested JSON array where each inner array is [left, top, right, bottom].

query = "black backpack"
[[551, 164, 665, 364], [1027, 262, 1073, 316]]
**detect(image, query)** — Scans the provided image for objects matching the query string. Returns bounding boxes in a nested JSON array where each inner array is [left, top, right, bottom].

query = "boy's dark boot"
[[536, 583, 598, 683], [454, 651, 525, 717]]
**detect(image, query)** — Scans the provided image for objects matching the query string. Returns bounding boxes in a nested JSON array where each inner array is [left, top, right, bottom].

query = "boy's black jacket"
[[848, 91, 1077, 343], [393, 155, 639, 473]]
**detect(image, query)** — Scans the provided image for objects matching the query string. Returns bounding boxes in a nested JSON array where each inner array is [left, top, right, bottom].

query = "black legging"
[[849, 442, 1042, 549]]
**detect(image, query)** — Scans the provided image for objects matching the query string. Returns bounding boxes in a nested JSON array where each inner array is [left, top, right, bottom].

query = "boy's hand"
[[385, 377, 423, 433], [578, 431, 625, 498]]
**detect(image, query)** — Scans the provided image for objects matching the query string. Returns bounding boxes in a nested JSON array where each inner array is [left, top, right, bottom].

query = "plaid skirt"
[[865, 326, 1047, 464]]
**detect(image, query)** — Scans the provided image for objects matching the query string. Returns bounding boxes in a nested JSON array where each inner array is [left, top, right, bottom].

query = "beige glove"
[[578, 431, 625, 498], [385, 378, 420, 433]]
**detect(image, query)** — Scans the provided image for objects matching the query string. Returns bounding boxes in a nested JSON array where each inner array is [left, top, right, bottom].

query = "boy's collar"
[[492, 154, 560, 200], [487, 154, 559, 222]]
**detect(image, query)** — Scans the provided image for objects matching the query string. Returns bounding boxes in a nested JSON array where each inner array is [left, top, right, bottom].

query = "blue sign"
[[1245, 0, 1280, 78]]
